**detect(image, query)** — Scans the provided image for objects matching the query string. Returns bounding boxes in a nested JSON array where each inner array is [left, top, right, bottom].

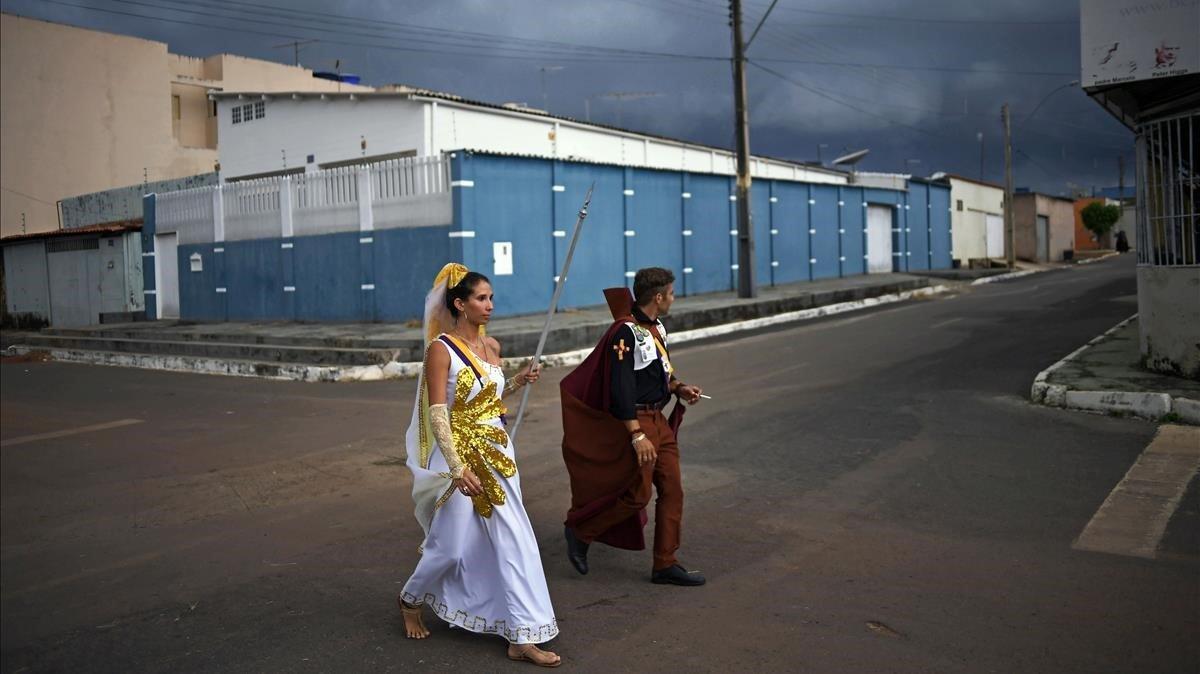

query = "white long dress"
[[402, 339, 559, 645]]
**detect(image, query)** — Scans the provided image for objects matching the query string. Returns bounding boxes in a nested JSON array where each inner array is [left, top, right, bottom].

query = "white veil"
[[405, 263, 469, 539]]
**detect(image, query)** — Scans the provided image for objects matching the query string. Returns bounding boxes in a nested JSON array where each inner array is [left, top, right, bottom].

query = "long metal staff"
[[509, 183, 594, 442]]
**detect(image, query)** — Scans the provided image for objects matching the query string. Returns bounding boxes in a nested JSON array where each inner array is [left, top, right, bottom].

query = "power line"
[[733, 0, 1076, 25], [1015, 148, 1060, 180], [744, 0, 780, 50], [748, 60, 941, 137], [164, 0, 703, 59], [126, 0, 722, 62], [754, 57, 1077, 77], [39, 0, 726, 65]]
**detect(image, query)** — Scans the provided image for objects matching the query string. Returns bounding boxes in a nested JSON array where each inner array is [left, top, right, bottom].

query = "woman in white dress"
[[400, 263, 561, 668]]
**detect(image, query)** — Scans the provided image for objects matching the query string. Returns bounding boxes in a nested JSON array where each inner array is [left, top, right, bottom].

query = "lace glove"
[[428, 403, 465, 480]]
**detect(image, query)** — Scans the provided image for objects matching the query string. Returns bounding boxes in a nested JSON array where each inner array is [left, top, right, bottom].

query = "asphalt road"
[[2, 254, 1196, 673]]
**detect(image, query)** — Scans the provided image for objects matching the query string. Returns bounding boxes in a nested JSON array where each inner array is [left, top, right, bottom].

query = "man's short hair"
[[633, 267, 675, 305]]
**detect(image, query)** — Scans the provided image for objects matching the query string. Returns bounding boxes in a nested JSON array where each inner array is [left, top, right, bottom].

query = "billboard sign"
[[1081, 0, 1199, 87]]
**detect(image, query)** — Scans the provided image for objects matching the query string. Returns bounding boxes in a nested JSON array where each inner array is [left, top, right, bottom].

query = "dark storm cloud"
[[1, 0, 1135, 194]]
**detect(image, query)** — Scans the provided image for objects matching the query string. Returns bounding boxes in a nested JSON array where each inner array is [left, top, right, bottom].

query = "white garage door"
[[985, 214, 1004, 258], [866, 206, 894, 273]]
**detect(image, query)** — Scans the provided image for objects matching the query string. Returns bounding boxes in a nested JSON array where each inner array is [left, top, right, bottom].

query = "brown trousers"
[[574, 409, 682, 571]]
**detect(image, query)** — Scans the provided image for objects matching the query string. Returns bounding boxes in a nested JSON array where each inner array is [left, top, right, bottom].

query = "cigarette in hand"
[[698, 394, 712, 400]]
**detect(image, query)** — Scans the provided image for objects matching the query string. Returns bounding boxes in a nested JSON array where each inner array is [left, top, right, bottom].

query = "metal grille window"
[[1137, 111, 1198, 266], [254, 101, 265, 119], [232, 106, 242, 124], [47, 237, 100, 253]]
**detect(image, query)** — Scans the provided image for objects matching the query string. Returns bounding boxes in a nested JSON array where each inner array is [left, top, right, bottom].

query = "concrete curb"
[[1075, 252, 1121, 266], [8, 284, 949, 383], [971, 253, 1119, 287], [971, 269, 1043, 285], [1029, 314, 1200, 425]]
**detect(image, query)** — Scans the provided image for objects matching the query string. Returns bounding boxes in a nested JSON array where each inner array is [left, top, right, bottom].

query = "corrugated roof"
[[1, 220, 141, 245], [933, 173, 1004, 190]]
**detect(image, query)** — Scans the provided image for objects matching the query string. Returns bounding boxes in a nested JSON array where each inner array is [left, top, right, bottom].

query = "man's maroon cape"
[[560, 288, 686, 550]]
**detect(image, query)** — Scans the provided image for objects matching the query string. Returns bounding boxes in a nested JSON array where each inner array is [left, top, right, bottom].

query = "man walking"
[[559, 267, 706, 586]]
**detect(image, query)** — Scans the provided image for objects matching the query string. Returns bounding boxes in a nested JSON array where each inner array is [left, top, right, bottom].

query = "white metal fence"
[[155, 184, 215, 245], [154, 155, 452, 243], [1137, 112, 1198, 267], [224, 177, 282, 241]]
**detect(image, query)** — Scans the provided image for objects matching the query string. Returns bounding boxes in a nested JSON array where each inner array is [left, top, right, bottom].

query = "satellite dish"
[[833, 149, 870, 166]]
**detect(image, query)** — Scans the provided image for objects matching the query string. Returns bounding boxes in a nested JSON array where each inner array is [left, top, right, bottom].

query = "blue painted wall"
[[927, 182, 953, 269], [750, 184, 773, 285], [460, 155, 556, 316], [810, 184, 841, 279], [224, 239, 285, 320], [629, 168, 685, 288], [907, 184, 931, 271], [178, 243, 224, 321], [375, 226, 455, 321], [682, 173, 734, 295], [771, 181, 811, 284], [840, 186, 867, 277], [149, 151, 952, 323]]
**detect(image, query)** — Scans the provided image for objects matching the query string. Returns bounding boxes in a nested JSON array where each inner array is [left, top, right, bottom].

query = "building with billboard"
[[1080, 0, 1200, 378]]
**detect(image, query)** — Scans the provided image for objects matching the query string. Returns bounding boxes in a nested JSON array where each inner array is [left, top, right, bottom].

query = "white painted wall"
[[428, 99, 846, 183], [948, 177, 1005, 263], [217, 96, 425, 179], [218, 94, 848, 185]]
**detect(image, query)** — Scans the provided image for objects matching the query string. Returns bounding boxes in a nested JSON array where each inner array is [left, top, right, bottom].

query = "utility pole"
[[1118, 154, 1125, 198], [730, 0, 756, 298], [1002, 103, 1015, 269]]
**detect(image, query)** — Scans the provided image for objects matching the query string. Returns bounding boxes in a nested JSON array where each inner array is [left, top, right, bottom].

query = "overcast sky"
[[2, 0, 1136, 195]]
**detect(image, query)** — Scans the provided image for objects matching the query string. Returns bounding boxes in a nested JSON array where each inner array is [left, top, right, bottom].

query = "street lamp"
[[1023, 80, 1080, 125]]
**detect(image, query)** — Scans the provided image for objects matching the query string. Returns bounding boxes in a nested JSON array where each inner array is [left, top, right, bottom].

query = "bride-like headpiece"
[[422, 262, 484, 344]]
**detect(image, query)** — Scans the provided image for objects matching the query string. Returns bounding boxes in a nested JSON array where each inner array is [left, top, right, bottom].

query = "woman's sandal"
[[507, 644, 562, 668], [398, 597, 430, 639]]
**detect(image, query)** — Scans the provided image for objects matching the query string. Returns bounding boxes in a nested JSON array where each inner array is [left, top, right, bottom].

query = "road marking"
[[1073, 425, 1200, 559], [930, 317, 962, 330], [1, 419, 144, 448]]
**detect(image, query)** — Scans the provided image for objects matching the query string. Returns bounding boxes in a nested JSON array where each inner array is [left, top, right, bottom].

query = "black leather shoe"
[[564, 526, 589, 575], [651, 564, 706, 586]]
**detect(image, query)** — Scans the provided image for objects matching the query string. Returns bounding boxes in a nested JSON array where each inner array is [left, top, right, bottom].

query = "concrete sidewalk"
[[2, 273, 944, 381], [1031, 315, 1200, 424]]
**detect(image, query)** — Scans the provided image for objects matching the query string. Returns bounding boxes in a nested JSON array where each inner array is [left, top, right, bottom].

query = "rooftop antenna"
[[833, 149, 870, 181], [272, 39, 319, 67]]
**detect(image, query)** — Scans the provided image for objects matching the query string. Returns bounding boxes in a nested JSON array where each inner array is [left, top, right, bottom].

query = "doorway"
[[866, 205, 894, 273], [154, 233, 180, 319]]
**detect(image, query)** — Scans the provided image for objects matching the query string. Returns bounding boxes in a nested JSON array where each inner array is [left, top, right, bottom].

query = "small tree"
[[1081, 202, 1121, 241]]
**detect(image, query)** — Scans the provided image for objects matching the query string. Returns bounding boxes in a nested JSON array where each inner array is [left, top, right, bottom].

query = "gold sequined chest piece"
[[448, 366, 515, 518]]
